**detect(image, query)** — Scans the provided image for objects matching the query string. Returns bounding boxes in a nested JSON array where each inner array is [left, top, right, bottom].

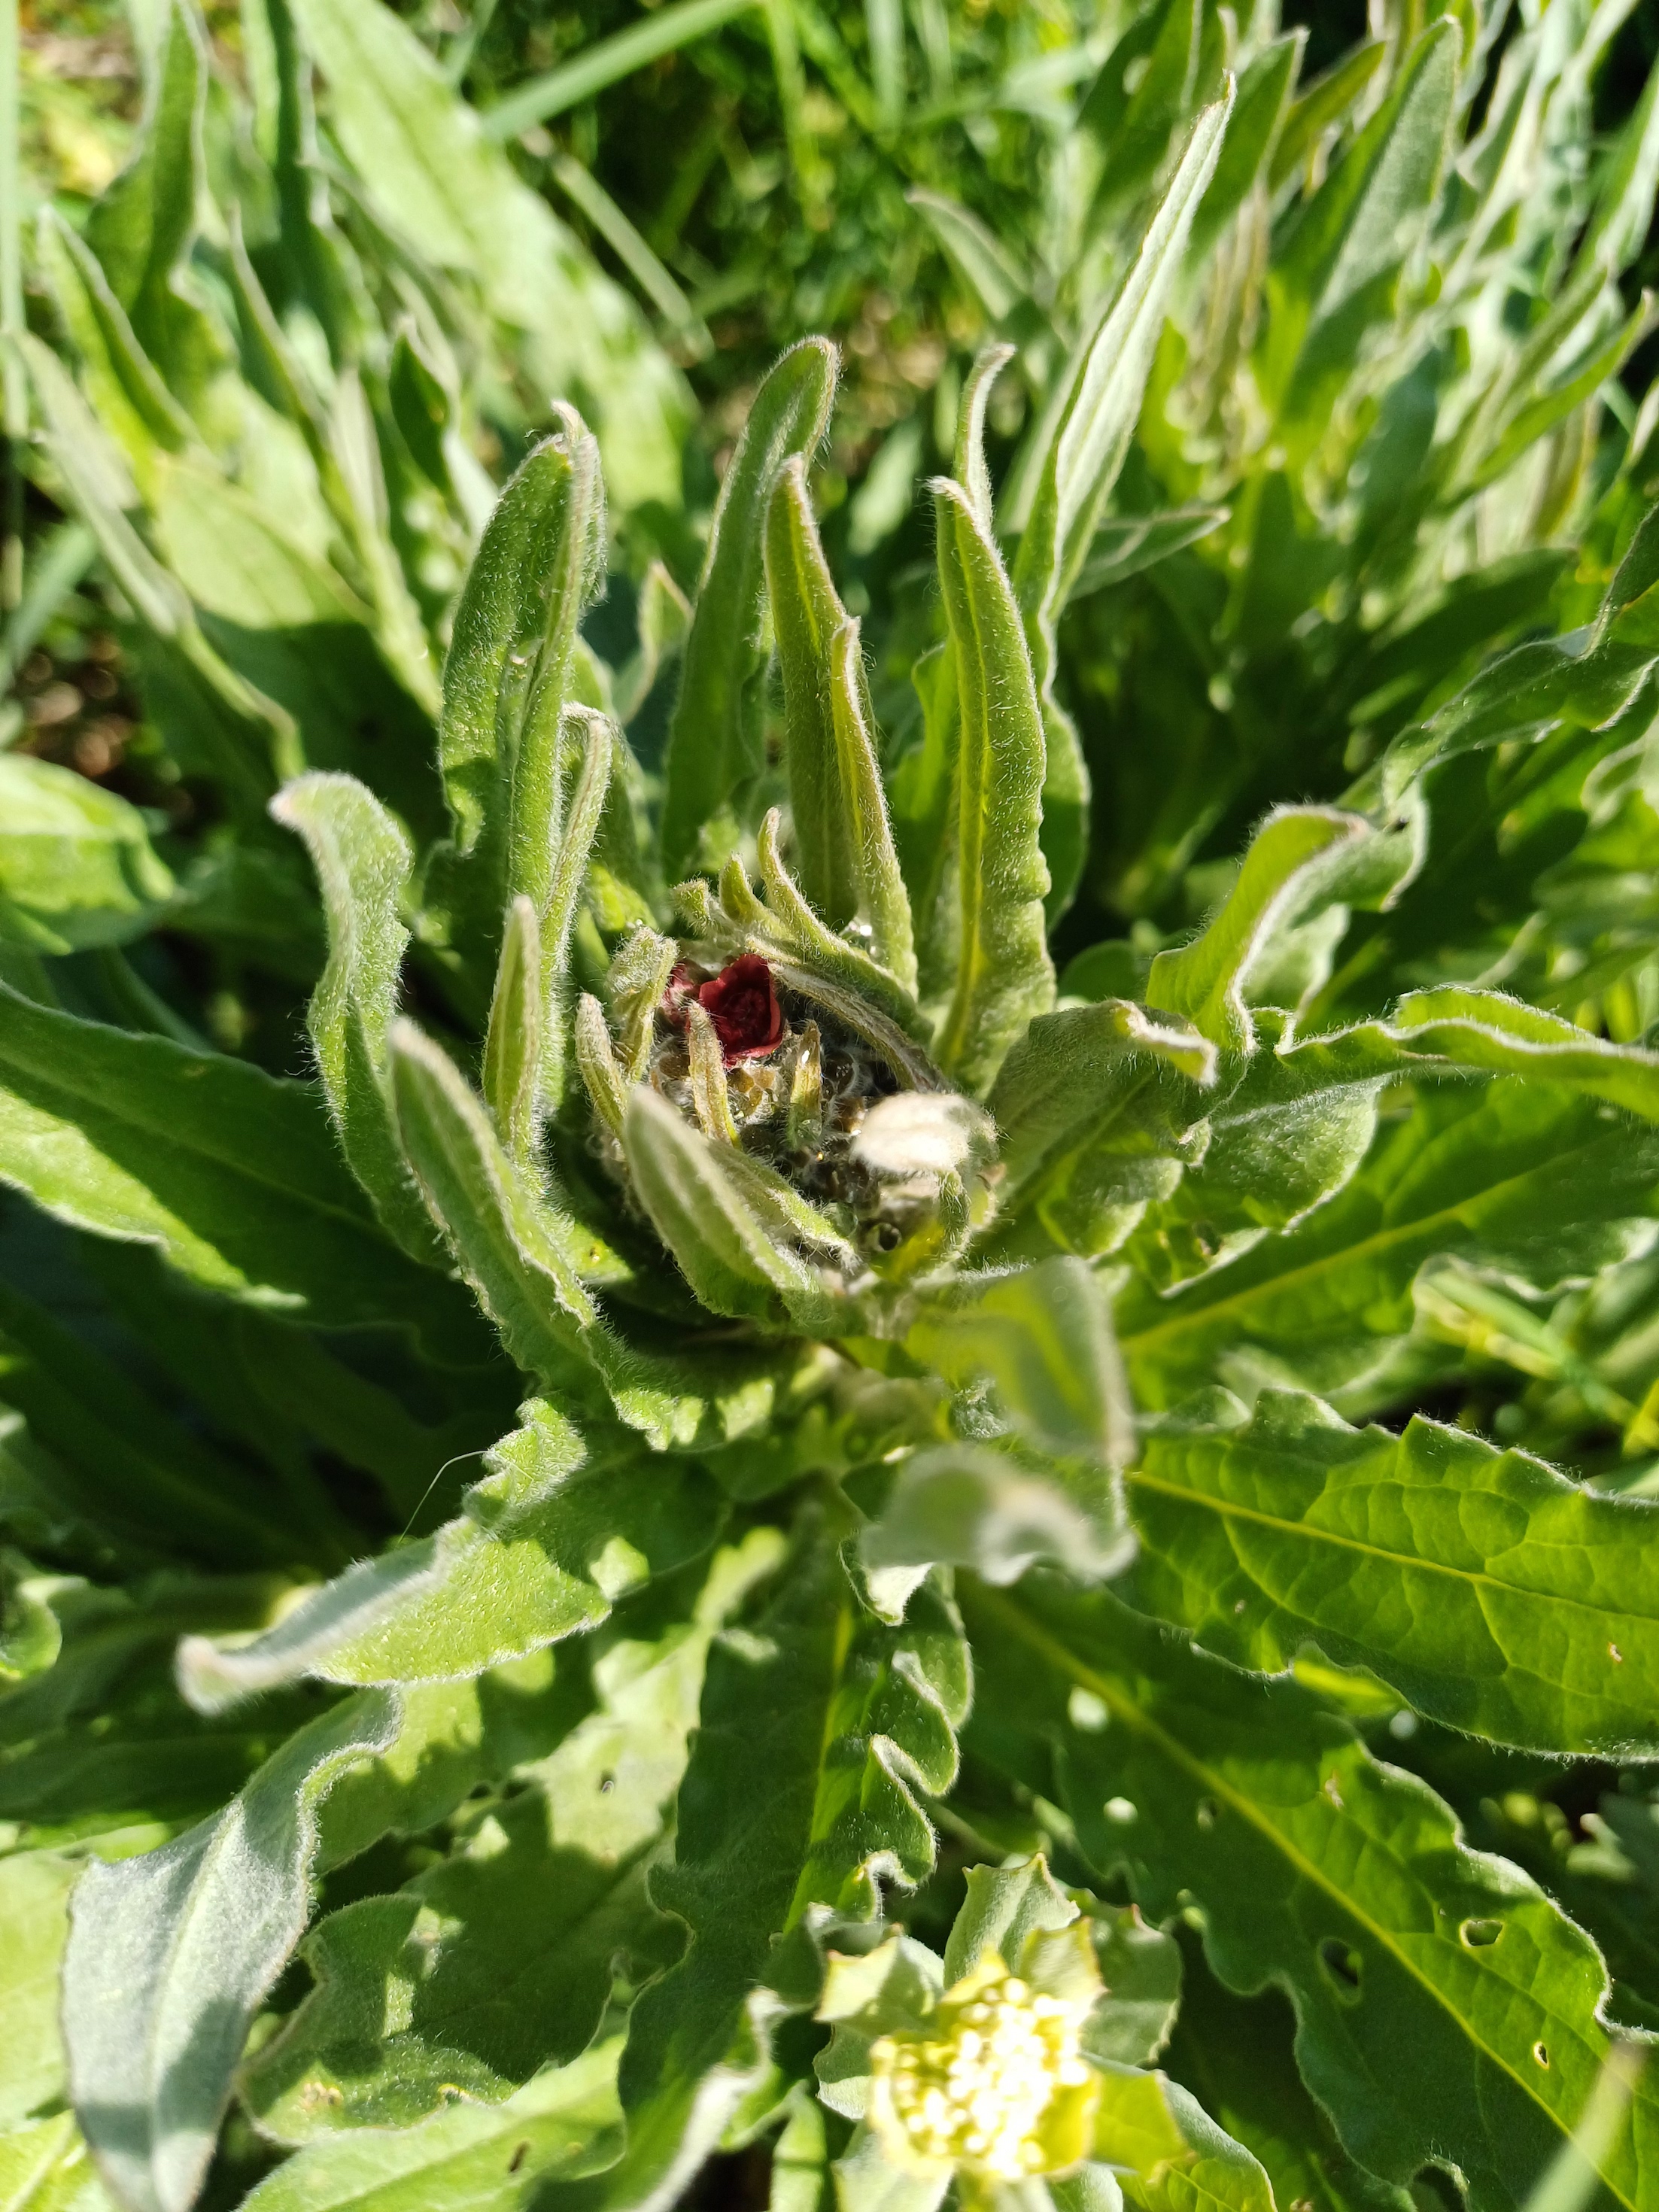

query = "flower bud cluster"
[[867, 1963, 1095, 2182]]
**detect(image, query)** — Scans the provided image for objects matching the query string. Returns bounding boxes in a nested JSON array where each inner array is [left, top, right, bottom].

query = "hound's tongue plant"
[[16, 26, 1659, 2212]]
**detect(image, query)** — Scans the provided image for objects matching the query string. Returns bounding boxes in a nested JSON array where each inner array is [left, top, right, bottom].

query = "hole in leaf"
[[1534, 2043, 1550, 2068], [1460, 1919, 1502, 1949], [1196, 1797, 1219, 1830], [1318, 1940, 1363, 2002]]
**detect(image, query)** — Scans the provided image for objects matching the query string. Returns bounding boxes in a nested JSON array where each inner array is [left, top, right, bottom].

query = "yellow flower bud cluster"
[[867, 1962, 1095, 2182]]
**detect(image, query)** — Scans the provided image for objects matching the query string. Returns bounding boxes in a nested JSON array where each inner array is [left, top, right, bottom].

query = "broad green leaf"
[[0, 1852, 80, 2129], [661, 337, 837, 877], [272, 773, 443, 1266], [241, 1532, 779, 2138], [147, 457, 369, 631], [0, 983, 465, 1341], [63, 1691, 402, 2212], [0, 2110, 113, 2212], [860, 1442, 1132, 1617], [1126, 1387, 1659, 1755], [907, 1256, 1132, 1466], [929, 477, 1053, 1095], [989, 998, 1216, 1217], [1259, 21, 1459, 431], [175, 1400, 716, 1703], [967, 1582, 1659, 2212], [622, 1086, 855, 1336], [1162, 1939, 1412, 2212], [283, 0, 686, 509], [1117, 1080, 1659, 1411], [1146, 806, 1421, 1051], [764, 457, 915, 988], [1084, 1906, 1183, 2070], [0, 755, 175, 956], [239, 2043, 624, 2212], [614, 1532, 966, 2209], [430, 415, 604, 967]]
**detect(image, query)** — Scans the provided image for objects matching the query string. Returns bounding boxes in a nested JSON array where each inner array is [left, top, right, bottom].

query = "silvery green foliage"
[[10, 6, 1659, 2212]]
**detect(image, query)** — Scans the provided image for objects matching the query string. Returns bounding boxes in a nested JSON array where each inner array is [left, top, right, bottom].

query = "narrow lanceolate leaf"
[[1259, 19, 1459, 430], [953, 341, 1014, 534], [1304, 987, 1659, 1121], [1126, 1388, 1659, 1757], [1009, 89, 1231, 919], [63, 1691, 402, 2212], [0, 982, 468, 1343], [966, 1583, 1659, 2212], [1117, 1080, 1659, 1411], [433, 411, 603, 956], [930, 477, 1054, 1096], [536, 704, 615, 1112], [175, 1400, 717, 1705], [1013, 90, 1233, 625], [615, 1531, 968, 2210], [1146, 806, 1420, 1051], [272, 773, 443, 1265], [764, 457, 915, 987], [387, 1019, 602, 1388], [662, 337, 837, 877], [482, 895, 543, 1168], [622, 1086, 855, 1335]]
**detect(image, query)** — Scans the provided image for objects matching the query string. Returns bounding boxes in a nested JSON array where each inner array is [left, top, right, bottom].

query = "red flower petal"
[[696, 956, 785, 1065]]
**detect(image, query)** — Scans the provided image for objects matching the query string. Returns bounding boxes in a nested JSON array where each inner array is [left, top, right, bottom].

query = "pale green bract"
[[10, 6, 1659, 2212]]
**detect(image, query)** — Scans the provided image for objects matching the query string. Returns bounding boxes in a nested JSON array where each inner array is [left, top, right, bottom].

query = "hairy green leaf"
[[272, 773, 444, 1265], [929, 478, 1054, 1095], [0, 985, 465, 1341], [1127, 1387, 1659, 1755], [63, 1693, 402, 2212], [662, 338, 837, 876], [968, 1582, 1659, 2212], [175, 1401, 717, 1703]]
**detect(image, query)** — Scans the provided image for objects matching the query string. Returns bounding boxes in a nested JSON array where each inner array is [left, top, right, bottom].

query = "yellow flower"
[[866, 1955, 1099, 2184]]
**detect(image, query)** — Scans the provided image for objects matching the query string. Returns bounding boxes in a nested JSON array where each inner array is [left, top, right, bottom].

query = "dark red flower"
[[695, 956, 785, 1065]]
